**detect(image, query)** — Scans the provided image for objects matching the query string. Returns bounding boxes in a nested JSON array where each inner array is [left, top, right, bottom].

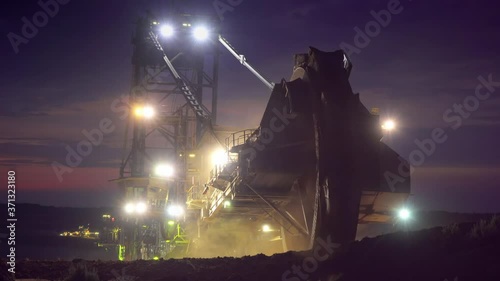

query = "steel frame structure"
[[115, 14, 220, 260]]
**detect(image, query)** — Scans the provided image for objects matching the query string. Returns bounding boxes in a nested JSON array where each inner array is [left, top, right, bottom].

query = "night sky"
[[0, 0, 499, 212]]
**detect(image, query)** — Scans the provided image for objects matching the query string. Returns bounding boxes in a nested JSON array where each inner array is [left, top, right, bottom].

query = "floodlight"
[[160, 24, 174, 37], [398, 208, 411, 220], [381, 119, 396, 131], [167, 205, 184, 217], [193, 26, 209, 41], [155, 164, 174, 178], [135, 202, 147, 214], [143, 106, 155, 118], [212, 149, 228, 166], [134, 107, 143, 117], [124, 203, 135, 214], [134, 105, 155, 119], [262, 224, 271, 232]]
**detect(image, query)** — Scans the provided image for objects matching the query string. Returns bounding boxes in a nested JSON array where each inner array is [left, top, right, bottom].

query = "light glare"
[[193, 26, 209, 40], [382, 119, 396, 131], [124, 203, 135, 214], [167, 205, 184, 217], [134, 107, 143, 117], [136, 202, 147, 214], [398, 208, 410, 220], [212, 149, 228, 166], [155, 164, 174, 178], [134, 105, 155, 119], [160, 24, 174, 37], [143, 106, 155, 118], [124, 202, 147, 214]]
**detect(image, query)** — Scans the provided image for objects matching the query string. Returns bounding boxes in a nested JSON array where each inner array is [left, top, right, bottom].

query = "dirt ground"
[[5, 221, 500, 281]]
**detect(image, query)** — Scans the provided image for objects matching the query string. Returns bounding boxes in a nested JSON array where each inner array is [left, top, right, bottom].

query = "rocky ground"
[[5, 218, 500, 281]]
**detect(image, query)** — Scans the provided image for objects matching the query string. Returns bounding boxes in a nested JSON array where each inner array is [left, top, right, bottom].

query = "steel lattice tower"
[[116, 13, 220, 260]]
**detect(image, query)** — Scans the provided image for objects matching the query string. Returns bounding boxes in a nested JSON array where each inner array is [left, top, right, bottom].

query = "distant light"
[[124, 203, 135, 214], [167, 205, 184, 217], [124, 202, 147, 215], [136, 202, 147, 214], [381, 119, 396, 131], [160, 24, 174, 37], [143, 106, 155, 118], [262, 224, 271, 232], [153, 256, 160, 260], [182, 22, 191, 27], [134, 107, 143, 117], [189, 153, 196, 158], [193, 26, 209, 41], [167, 220, 175, 226], [223, 200, 231, 208], [398, 208, 411, 220], [155, 164, 174, 178], [134, 105, 155, 119], [212, 149, 228, 166]]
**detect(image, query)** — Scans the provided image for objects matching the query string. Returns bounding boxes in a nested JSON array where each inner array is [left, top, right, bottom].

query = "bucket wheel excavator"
[[110, 11, 411, 260], [202, 48, 411, 252]]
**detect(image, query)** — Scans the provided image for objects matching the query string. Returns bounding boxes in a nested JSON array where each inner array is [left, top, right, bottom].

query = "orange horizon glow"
[[0, 165, 118, 191]]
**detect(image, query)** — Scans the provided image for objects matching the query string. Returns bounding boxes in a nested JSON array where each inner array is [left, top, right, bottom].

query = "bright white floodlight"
[[381, 119, 396, 131], [167, 205, 184, 217], [193, 26, 209, 40], [143, 106, 155, 118], [124, 202, 148, 214], [160, 24, 174, 37], [134, 105, 155, 119], [135, 202, 147, 214], [398, 208, 411, 220], [262, 224, 271, 232], [124, 203, 135, 214], [155, 164, 174, 178], [212, 149, 228, 166]]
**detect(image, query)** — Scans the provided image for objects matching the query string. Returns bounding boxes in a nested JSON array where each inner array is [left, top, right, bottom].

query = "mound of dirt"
[[10, 222, 500, 281]]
